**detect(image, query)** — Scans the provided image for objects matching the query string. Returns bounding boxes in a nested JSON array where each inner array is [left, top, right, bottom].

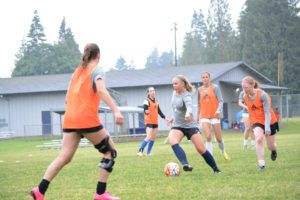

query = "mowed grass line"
[[0, 119, 299, 200]]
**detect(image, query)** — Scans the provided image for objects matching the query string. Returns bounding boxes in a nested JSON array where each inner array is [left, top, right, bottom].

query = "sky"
[[0, 0, 245, 78]]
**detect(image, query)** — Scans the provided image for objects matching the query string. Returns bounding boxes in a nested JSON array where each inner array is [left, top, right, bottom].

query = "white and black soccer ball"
[[164, 162, 180, 177]]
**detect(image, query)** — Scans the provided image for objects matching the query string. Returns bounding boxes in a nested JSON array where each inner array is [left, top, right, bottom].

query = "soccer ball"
[[164, 162, 180, 177]]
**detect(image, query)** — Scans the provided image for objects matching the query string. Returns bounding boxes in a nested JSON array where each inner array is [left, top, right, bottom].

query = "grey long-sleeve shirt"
[[239, 91, 249, 114], [241, 91, 272, 132], [197, 84, 223, 117], [171, 90, 197, 128]]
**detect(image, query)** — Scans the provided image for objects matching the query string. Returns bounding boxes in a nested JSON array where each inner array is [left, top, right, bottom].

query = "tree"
[[159, 51, 174, 67], [27, 10, 46, 48], [239, 0, 300, 92], [181, 9, 207, 65], [145, 48, 160, 68], [111, 56, 135, 71], [206, 0, 237, 63]]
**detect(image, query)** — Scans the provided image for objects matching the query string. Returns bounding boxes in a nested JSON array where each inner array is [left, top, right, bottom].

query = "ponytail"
[[80, 43, 100, 68], [176, 75, 195, 94]]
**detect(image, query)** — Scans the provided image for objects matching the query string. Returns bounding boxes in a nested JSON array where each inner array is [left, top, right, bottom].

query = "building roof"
[[220, 81, 288, 90], [0, 61, 276, 95]]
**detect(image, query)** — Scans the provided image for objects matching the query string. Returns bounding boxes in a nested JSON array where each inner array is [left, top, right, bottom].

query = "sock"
[[258, 160, 265, 167], [244, 140, 248, 146], [38, 179, 50, 195], [96, 181, 107, 195], [202, 151, 219, 172], [147, 140, 154, 155], [139, 140, 148, 152], [251, 140, 255, 146], [206, 141, 213, 155], [171, 144, 188, 165], [217, 140, 225, 154]]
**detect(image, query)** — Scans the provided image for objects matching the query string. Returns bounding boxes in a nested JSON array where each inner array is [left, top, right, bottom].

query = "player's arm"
[[183, 92, 193, 122], [144, 99, 150, 114], [196, 88, 201, 123], [214, 85, 223, 115], [260, 92, 271, 135], [238, 92, 248, 110]]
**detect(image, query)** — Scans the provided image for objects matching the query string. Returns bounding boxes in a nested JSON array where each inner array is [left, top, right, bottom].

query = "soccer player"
[[239, 90, 255, 150], [30, 43, 124, 200], [167, 75, 221, 174], [196, 72, 230, 161], [137, 87, 167, 156], [241, 76, 278, 171]]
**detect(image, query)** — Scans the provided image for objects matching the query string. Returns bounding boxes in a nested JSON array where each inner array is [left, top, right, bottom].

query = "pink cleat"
[[30, 187, 44, 200], [94, 191, 120, 200]]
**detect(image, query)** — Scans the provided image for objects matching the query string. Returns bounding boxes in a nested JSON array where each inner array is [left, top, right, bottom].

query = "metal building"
[[0, 61, 287, 137]]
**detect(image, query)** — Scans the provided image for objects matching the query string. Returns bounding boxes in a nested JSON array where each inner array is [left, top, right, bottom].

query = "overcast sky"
[[0, 0, 245, 78]]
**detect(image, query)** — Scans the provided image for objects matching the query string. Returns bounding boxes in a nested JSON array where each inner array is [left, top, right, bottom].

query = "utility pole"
[[172, 22, 178, 67]]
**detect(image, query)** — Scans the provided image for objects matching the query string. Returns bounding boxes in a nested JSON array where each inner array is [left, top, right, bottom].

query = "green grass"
[[0, 119, 300, 200]]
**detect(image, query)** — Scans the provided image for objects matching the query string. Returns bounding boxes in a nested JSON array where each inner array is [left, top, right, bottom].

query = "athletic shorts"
[[146, 124, 158, 128], [201, 118, 220, 124], [242, 113, 249, 118], [171, 127, 200, 140], [63, 125, 103, 135], [253, 122, 279, 135]]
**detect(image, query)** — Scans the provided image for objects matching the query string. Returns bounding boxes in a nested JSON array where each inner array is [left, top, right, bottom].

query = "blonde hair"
[[175, 75, 195, 94], [201, 71, 211, 77], [242, 76, 260, 89]]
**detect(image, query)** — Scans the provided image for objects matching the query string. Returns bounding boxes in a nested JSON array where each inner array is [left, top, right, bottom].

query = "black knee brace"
[[95, 136, 117, 172], [100, 158, 115, 172]]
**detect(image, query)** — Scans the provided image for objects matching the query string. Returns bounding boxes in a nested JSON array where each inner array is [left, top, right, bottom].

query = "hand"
[[145, 110, 149, 114], [196, 116, 200, 124], [214, 112, 220, 117], [185, 112, 191, 122], [265, 131, 271, 136], [167, 118, 173, 126], [114, 112, 124, 125]]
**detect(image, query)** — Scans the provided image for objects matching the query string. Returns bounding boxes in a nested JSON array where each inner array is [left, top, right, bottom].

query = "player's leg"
[[190, 132, 221, 173], [212, 120, 230, 161], [169, 129, 191, 170], [137, 126, 151, 156], [243, 115, 251, 150], [84, 128, 119, 200], [253, 126, 265, 171], [266, 134, 277, 161], [202, 120, 213, 155], [30, 132, 81, 199], [147, 127, 157, 155]]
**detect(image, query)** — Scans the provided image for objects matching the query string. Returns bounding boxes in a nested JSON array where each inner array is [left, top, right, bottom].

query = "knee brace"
[[95, 135, 117, 172]]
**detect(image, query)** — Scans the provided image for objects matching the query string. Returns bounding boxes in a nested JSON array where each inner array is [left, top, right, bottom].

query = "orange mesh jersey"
[[199, 84, 220, 119], [244, 89, 277, 126], [63, 64, 102, 129], [144, 97, 159, 125]]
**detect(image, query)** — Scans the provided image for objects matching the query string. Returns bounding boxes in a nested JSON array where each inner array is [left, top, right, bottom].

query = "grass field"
[[0, 118, 300, 200]]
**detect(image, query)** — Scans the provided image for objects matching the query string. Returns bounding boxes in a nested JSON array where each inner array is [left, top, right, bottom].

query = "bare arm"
[[95, 79, 123, 125]]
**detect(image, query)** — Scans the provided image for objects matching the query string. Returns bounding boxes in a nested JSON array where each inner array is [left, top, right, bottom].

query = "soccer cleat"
[[243, 145, 247, 150], [137, 152, 143, 157], [146, 153, 152, 156], [271, 150, 277, 161], [183, 164, 193, 171], [214, 169, 221, 174], [259, 166, 265, 172], [222, 152, 231, 161], [94, 191, 120, 200], [30, 187, 44, 200]]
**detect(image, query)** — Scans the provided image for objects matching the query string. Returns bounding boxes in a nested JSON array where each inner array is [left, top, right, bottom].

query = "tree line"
[[13, 0, 300, 92]]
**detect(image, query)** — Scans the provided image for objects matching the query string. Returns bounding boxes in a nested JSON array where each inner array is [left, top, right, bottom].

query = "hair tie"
[[242, 80, 251, 84]]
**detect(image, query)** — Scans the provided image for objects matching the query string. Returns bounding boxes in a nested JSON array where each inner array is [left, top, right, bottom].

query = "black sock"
[[97, 181, 107, 195], [202, 150, 219, 172], [38, 179, 50, 195], [171, 144, 188, 165]]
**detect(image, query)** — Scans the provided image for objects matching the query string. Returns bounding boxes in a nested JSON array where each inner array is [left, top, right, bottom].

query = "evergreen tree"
[[111, 56, 134, 71], [27, 10, 46, 48], [239, 0, 300, 92], [159, 51, 174, 67], [145, 48, 160, 68]]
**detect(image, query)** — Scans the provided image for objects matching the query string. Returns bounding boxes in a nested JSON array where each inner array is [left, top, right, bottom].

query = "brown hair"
[[242, 76, 260, 89], [175, 75, 195, 94], [147, 87, 155, 94], [81, 43, 100, 68]]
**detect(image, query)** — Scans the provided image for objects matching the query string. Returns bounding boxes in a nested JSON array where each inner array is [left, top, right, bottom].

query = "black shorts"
[[171, 127, 200, 140], [146, 124, 158, 128], [253, 122, 279, 135], [63, 125, 104, 135]]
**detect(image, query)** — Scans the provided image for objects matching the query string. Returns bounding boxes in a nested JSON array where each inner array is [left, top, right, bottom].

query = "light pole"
[[171, 22, 178, 67]]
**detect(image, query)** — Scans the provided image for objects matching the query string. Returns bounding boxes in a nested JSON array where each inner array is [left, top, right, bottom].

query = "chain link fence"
[[270, 94, 300, 119]]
